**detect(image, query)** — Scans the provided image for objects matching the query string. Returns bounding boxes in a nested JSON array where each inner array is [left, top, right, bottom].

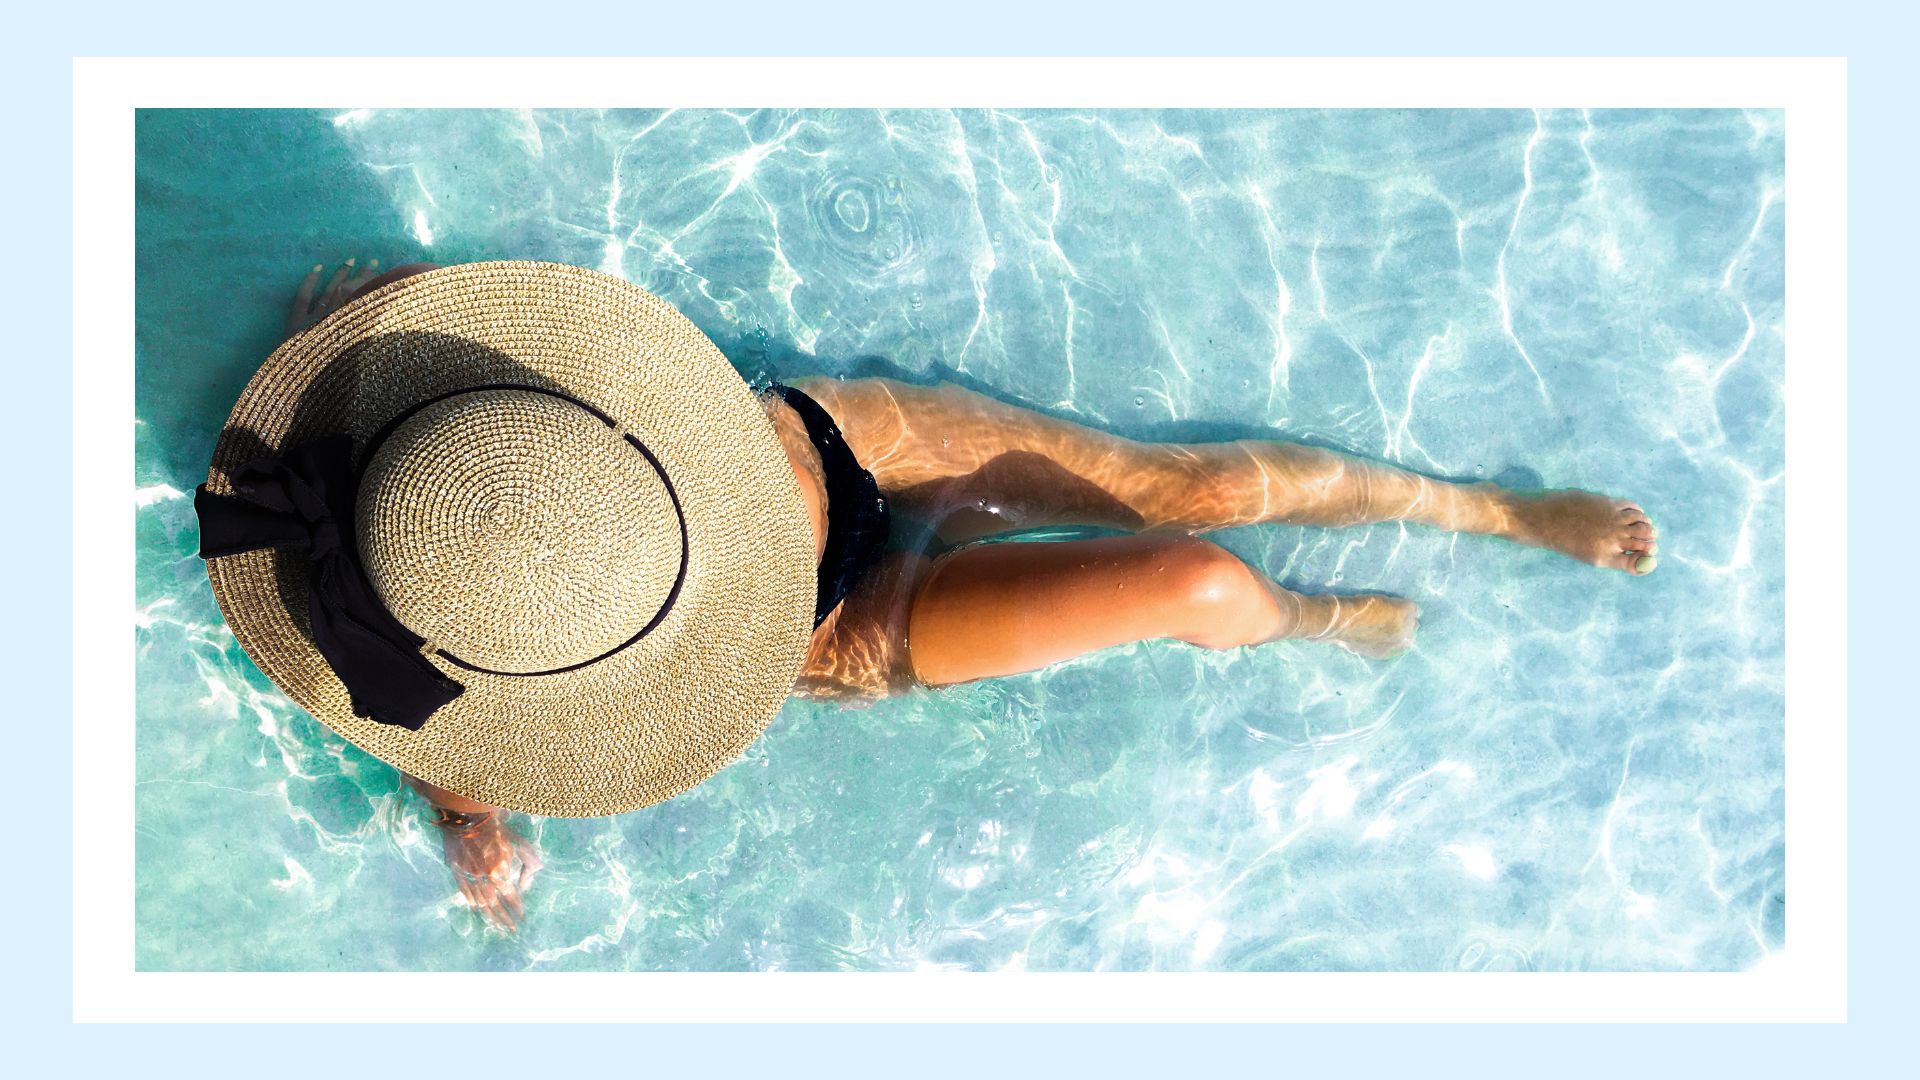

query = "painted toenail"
[[1634, 556, 1657, 574]]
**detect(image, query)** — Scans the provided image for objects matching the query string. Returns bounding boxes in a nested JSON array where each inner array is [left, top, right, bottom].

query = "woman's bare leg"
[[795, 376, 1659, 575], [904, 532, 1419, 687]]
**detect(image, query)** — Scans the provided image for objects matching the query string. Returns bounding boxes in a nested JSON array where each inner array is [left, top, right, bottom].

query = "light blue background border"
[[17, 0, 1910, 1071]]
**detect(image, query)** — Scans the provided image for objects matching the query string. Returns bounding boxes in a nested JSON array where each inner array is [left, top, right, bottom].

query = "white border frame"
[[76, 56, 1845, 1022]]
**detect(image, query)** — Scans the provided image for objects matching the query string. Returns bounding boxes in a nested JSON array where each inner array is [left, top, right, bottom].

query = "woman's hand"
[[406, 775, 543, 934], [286, 257, 382, 337], [438, 812, 544, 933]]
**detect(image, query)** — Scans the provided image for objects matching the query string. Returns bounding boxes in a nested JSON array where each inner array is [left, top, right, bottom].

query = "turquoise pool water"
[[135, 108, 1784, 971]]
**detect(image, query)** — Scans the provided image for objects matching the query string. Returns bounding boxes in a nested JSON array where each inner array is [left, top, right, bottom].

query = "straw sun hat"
[[196, 261, 818, 817]]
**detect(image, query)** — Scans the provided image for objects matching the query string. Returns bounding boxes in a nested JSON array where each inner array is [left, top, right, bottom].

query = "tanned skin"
[[292, 258, 1658, 931]]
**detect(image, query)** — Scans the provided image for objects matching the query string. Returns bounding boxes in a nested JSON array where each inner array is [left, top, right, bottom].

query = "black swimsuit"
[[767, 383, 893, 627]]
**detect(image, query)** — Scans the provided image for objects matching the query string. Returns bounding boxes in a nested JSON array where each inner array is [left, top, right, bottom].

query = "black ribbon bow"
[[194, 435, 464, 731]]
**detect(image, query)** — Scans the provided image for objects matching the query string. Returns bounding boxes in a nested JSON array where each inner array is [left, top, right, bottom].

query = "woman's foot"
[[1282, 591, 1422, 660], [1497, 488, 1660, 575]]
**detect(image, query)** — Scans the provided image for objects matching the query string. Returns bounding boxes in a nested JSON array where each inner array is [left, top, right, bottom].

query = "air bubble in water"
[[833, 188, 872, 233]]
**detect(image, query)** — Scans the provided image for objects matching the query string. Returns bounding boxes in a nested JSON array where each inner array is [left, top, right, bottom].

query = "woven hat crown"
[[355, 386, 685, 674]]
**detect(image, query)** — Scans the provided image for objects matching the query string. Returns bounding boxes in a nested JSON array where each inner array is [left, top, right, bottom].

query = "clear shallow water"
[[135, 108, 1784, 971]]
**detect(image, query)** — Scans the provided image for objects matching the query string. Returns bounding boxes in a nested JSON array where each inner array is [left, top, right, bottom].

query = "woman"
[[239, 258, 1657, 931]]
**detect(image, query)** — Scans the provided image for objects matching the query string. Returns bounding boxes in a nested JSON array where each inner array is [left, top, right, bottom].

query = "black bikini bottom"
[[767, 383, 894, 627]]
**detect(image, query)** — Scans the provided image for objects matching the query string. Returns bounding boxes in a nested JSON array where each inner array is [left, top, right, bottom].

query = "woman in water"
[[285, 258, 1659, 931]]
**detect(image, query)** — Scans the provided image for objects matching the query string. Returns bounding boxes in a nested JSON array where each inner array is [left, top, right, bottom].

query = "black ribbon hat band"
[[195, 387, 690, 733], [195, 435, 463, 732]]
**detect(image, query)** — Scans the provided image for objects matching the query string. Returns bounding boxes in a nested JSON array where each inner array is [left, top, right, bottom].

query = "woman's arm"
[[404, 773, 543, 933]]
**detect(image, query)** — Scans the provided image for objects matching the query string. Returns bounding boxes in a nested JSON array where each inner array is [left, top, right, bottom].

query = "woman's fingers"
[[462, 870, 511, 932], [287, 264, 324, 335], [293, 264, 321, 310], [288, 257, 392, 338], [485, 890, 518, 932], [443, 825, 537, 933], [481, 850, 521, 931], [320, 259, 354, 310], [344, 257, 381, 302]]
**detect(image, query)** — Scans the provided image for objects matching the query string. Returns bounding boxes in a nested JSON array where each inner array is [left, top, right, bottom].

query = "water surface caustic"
[[134, 108, 1784, 971]]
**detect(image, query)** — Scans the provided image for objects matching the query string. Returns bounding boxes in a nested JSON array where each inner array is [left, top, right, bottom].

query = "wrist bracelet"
[[430, 807, 492, 838]]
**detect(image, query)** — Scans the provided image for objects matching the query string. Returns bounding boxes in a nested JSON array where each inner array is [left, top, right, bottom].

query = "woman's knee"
[[1160, 537, 1247, 599], [1158, 537, 1268, 649]]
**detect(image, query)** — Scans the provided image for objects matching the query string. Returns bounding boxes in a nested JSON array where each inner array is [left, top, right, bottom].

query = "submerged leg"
[[795, 376, 1659, 575], [903, 533, 1419, 687]]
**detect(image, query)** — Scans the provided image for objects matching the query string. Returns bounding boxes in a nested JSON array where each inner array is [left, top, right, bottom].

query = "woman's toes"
[[1610, 550, 1657, 575], [1627, 521, 1655, 540]]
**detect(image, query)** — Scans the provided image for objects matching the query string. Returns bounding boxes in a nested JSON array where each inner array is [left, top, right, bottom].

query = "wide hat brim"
[[202, 261, 818, 817]]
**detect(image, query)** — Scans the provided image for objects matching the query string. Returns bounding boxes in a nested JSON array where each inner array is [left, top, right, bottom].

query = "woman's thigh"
[[786, 376, 1129, 486], [906, 532, 1272, 686], [788, 374, 1292, 539], [815, 532, 1255, 691]]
